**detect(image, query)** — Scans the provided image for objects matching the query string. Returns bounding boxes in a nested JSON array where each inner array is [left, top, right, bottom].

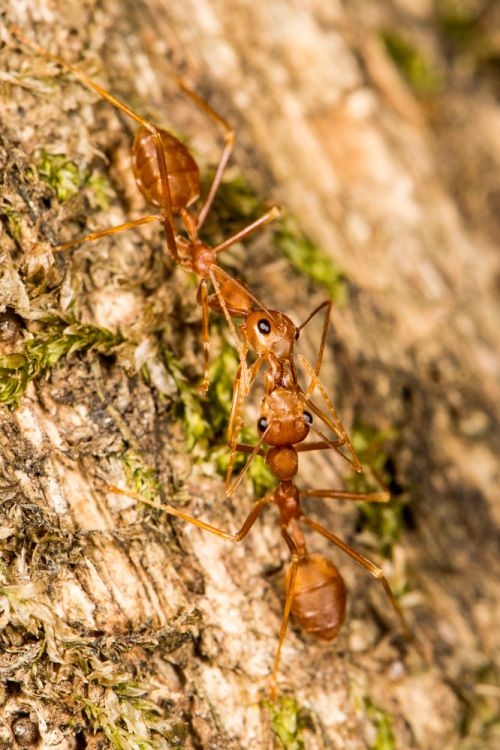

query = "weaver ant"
[[206, 267, 362, 490], [108, 344, 412, 693], [9, 27, 280, 392], [223, 367, 412, 691]]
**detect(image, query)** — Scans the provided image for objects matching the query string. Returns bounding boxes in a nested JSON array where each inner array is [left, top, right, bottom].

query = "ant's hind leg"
[[174, 80, 280, 240], [106, 485, 269, 542], [270, 528, 300, 699]]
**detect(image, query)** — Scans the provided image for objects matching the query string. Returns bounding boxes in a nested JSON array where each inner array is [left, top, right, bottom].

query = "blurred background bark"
[[1, 0, 499, 748]]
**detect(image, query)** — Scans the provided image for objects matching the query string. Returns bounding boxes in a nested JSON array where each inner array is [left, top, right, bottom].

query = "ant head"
[[245, 310, 298, 359], [257, 387, 312, 447]]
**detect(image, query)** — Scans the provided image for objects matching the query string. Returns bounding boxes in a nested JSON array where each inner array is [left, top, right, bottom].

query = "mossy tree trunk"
[[1, 1, 500, 749]]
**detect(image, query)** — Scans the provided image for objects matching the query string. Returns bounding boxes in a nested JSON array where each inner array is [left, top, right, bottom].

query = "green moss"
[[0, 566, 190, 748], [86, 170, 113, 211], [263, 696, 307, 750], [364, 698, 397, 750], [204, 342, 241, 438], [199, 169, 347, 304], [348, 422, 405, 561], [119, 451, 162, 504], [437, 0, 485, 50], [437, 0, 500, 74], [455, 660, 500, 746], [439, 3, 479, 47], [162, 347, 211, 454], [349, 421, 398, 472], [80, 688, 173, 750], [36, 151, 82, 203], [0, 318, 127, 408], [35, 150, 112, 208], [3, 205, 24, 240], [380, 30, 443, 95], [274, 217, 347, 305]]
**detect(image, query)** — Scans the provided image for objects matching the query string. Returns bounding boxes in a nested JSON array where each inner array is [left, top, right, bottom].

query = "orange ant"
[[223, 368, 413, 692], [107, 319, 412, 694], [9, 28, 280, 392], [107, 383, 411, 694], [206, 266, 362, 491]]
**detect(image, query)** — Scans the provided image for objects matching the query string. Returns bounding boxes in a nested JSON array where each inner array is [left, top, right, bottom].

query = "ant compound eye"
[[303, 411, 313, 424], [257, 319, 271, 335], [257, 417, 268, 433]]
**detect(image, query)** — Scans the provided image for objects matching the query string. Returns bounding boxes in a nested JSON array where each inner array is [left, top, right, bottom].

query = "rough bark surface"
[[1, 1, 500, 749]]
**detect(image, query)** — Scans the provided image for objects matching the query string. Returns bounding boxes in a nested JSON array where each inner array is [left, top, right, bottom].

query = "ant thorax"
[[263, 353, 296, 394], [189, 243, 218, 278]]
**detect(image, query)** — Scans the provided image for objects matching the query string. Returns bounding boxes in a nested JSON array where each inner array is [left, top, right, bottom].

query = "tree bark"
[[1, 1, 500, 749]]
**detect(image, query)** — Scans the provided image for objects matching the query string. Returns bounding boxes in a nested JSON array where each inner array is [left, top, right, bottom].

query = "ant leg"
[[292, 422, 359, 473], [176, 80, 235, 230], [196, 279, 211, 394], [227, 354, 251, 443], [305, 421, 360, 472], [225, 364, 248, 485], [224, 351, 267, 487], [300, 476, 390, 503], [225, 427, 269, 496], [106, 485, 268, 541], [295, 440, 343, 453], [208, 267, 247, 363], [297, 300, 333, 395], [298, 355, 362, 472], [227, 326, 252, 436], [270, 527, 300, 698], [299, 516, 412, 641], [10, 27, 180, 262], [54, 216, 161, 252], [246, 354, 265, 390], [213, 206, 281, 255], [225, 348, 267, 490], [303, 463, 391, 504]]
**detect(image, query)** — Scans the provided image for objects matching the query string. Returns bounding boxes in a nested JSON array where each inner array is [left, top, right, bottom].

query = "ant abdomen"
[[132, 126, 200, 211], [286, 553, 347, 641]]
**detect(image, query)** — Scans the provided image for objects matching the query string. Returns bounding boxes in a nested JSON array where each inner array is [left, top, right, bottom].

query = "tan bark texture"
[[1, 0, 500, 748]]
